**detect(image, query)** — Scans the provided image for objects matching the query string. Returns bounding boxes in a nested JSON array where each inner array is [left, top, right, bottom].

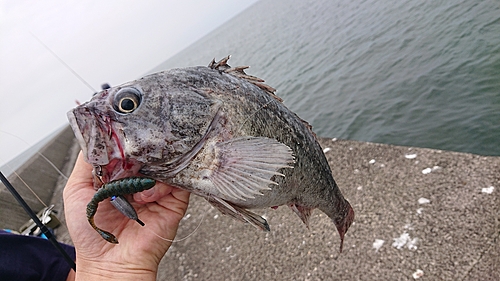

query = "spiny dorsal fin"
[[208, 55, 231, 71], [208, 56, 318, 141], [208, 56, 281, 102]]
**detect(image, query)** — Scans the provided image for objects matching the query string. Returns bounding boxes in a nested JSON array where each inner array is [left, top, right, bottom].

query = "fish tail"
[[332, 200, 354, 253]]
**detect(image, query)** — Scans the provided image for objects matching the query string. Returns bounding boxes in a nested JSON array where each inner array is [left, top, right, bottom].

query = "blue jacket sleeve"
[[0, 230, 76, 281]]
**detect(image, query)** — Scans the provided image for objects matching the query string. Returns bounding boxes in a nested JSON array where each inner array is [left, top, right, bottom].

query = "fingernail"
[[141, 188, 155, 197]]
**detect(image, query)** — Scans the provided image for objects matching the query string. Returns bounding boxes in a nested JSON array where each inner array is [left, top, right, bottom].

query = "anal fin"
[[207, 196, 270, 231], [289, 203, 314, 229]]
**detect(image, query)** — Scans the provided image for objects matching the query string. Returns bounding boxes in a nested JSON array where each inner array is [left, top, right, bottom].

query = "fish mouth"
[[67, 106, 141, 183], [67, 108, 110, 165]]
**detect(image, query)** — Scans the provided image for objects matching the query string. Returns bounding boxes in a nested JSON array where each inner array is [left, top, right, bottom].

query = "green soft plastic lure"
[[86, 177, 156, 243]]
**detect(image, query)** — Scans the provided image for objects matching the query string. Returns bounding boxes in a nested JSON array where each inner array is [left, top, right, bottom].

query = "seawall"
[[0, 126, 76, 230], [1, 128, 498, 280]]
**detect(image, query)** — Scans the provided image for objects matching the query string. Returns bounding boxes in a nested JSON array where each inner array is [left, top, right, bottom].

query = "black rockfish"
[[67, 56, 354, 251]]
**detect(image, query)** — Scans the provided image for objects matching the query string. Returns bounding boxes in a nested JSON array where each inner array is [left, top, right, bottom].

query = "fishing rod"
[[0, 171, 76, 271]]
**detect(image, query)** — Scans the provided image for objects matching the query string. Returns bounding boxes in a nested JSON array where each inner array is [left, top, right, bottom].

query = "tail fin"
[[334, 200, 355, 253]]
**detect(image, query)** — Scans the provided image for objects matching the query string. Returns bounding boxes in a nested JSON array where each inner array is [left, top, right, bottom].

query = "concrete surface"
[[11, 132, 500, 280], [153, 138, 499, 281], [0, 126, 75, 230]]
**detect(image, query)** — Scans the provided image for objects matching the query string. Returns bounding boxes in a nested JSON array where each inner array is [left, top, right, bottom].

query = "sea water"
[[150, 0, 500, 156]]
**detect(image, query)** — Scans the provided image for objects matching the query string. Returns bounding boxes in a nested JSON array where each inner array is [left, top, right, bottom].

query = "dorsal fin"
[[208, 56, 281, 102], [208, 56, 319, 141]]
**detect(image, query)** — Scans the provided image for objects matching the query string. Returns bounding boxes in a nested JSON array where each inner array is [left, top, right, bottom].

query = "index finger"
[[65, 151, 94, 191]]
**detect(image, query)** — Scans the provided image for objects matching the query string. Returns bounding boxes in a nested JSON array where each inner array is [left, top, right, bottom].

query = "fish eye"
[[113, 88, 142, 114]]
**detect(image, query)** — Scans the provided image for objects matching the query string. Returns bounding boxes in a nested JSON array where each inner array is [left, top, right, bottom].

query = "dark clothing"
[[0, 230, 75, 281]]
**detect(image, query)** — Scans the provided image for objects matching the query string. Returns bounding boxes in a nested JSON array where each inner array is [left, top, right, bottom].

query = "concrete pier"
[[2, 129, 498, 280], [0, 126, 75, 231]]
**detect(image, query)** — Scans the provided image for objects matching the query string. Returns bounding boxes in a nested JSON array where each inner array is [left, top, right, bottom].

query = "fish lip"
[[67, 107, 110, 166], [67, 109, 91, 161]]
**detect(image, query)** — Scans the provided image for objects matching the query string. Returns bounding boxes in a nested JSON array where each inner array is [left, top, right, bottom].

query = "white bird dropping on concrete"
[[392, 232, 418, 250], [418, 197, 430, 204], [422, 166, 440, 174], [412, 269, 424, 279], [392, 232, 410, 249], [481, 186, 494, 194], [407, 238, 418, 250], [422, 168, 432, 174], [373, 239, 384, 251], [405, 153, 417, 159]]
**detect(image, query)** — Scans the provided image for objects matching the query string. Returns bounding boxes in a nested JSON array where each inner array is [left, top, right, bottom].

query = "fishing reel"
[[18, 205, 61, 237]]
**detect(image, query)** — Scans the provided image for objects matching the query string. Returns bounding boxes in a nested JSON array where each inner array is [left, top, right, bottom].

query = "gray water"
[[150, 0, 500, 156]]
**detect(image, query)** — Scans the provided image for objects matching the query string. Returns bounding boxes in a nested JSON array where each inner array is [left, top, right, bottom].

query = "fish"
[[67, 56, 354, 251]]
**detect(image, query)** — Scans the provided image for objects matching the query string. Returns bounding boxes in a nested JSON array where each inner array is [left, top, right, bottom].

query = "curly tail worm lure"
[[86, 177, 156, 243]]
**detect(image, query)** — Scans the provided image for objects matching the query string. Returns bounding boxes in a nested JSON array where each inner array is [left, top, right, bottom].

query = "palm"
[[63, 153, 190, 272]]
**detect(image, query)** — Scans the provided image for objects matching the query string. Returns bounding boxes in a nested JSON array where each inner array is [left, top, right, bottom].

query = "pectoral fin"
[[207, 136, 294, 201]]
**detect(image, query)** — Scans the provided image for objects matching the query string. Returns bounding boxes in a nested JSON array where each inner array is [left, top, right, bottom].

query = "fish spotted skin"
[[68, 56, 354, 252]]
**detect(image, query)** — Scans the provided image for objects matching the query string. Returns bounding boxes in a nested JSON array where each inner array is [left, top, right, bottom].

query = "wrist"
[[74, 257, 157, 281]]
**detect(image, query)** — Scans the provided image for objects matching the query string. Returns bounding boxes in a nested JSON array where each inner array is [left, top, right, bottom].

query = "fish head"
[[67, 85, 148, 183], [67, 70, 220, 184]]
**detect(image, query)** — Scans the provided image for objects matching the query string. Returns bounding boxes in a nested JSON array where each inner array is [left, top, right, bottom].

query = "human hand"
[[63, 152, 190, 281]]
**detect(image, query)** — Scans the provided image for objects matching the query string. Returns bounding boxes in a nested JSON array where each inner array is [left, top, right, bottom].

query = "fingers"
[[66, 151, 94, 188], [67, 151, 191, 208], [133, 181, 176, 203], [63, 152, 95, 204], [169, 187, 191, 206]]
